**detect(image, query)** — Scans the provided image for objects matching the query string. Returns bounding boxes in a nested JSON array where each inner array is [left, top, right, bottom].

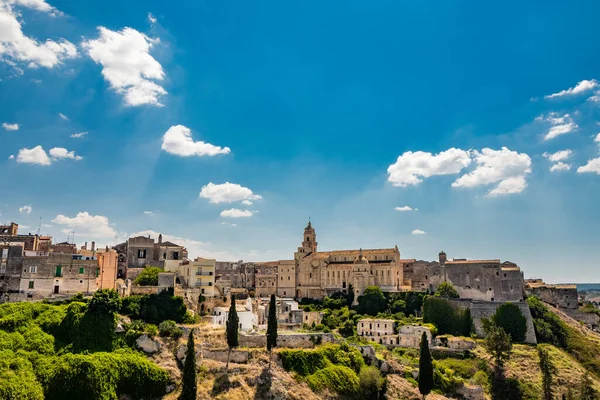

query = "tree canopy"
[[134, 267, 163, 286], [493, 303, 527, 343], [418, 332, 434, 398], [434, 282, 460, 299]]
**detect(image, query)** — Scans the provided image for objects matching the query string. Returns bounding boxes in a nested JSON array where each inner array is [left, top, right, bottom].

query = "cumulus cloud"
[[221, 221, 238, 227], [241, 200, 253, 206], [70, 131, 87, 138], [595, 133, 600, 144], [199, 182, 262, 204], [0, 0, 77, 68], [52, 212, 117, 239], [143, 211, 155, 216], [535, 113, 578, 141], [19, 205, 32, 214], [82, 27, 166, 106], [549, 162, 571, 172], [49, 147, 82, 160], [161, 125, 231, 157], [387, 148, 472, 187], [58, 112, 68, 120], [545, 79, 598, 99], [220, 208, 256, 218], [2, 122, 19, 131], [147, 12, 157, 25], [411, 229, 426, 235], [395, 206, 416, 212], [577, 158, 600, 175], [14, 145, 82, 165], [543, 149, 572, 162], [452, 147, 532, 197]]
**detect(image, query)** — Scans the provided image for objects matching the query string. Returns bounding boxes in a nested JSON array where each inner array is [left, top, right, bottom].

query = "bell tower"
[[296, 220, 317, 259]]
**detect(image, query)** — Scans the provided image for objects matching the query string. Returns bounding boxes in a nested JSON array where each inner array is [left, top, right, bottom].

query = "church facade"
[[293, 221, 408, 300]]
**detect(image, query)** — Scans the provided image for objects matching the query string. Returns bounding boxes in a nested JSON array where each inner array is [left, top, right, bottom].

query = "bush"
[[435, 282, 460, 299], [306, 365, 360, 395], [158, 320, 183, 338], [356, 286, 388, 316], [134, 266, 163, 286], [121, 291, 188, 324], [423, 297, 472, 336], [493, 303, 527, 343], [527, 297, 568, 348], [359, 365, 385, 396], [339, 319, 356, 337], [279, 344, 364, 377]]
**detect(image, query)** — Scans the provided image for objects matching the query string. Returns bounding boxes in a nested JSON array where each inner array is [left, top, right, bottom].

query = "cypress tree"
[[267, 294, 278, 369], [226, 294, 239, 372], [538, 346, 556, 400], [462, 308, 474, 336], [180, 329, 197, 400], [418, 332, 434, 399]]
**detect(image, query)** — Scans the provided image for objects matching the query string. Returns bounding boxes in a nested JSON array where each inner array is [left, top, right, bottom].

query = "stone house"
[[255, 262, 278, 297], [525, 279, 578, 309], [357, 318, 396, 337]]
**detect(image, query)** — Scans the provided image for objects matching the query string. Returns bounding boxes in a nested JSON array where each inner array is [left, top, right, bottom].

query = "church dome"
[[304, 220, 315, 232]]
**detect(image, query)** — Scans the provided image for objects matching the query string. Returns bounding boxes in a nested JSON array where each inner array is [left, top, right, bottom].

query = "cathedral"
[[293, 221, 407, 300]]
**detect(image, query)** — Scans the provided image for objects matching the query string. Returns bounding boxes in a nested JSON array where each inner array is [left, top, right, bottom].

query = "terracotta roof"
[[446, 259, 500, 264], [400, 258, 416, 263], [310, 248, 397, 260]]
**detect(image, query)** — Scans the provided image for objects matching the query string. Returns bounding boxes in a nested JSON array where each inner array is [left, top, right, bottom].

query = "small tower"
[[296, 220, 318, 259], [439, 251, 447, 265]]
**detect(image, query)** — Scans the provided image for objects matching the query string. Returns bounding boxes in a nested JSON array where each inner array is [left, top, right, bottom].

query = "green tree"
[[580, 372, 597, 400], [538, 346, 556, 400], [339, 319, 356, 337], [462, 308, 474, 336], [347, 284, 355, 306], [434, 282, 460, 299], [356, 286, 387, 316], [359, 365, 385, 397], [483, 319, 512, 370], [266, 294, 278, 370], [225, 294, 239, 372], [493, 303, 527, 343], [181, 330, 197, 400], [418, 332, 434, 399], [134, 266, 163, 286]]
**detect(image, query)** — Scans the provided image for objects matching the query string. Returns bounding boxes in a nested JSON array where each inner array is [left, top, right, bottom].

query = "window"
[[29, 266, 37, 273], [28, 280, 34, 289], [163, 253, 167, 259], [55, 265, 62, 277], [309, 273, 312, 279], [1, 249, 7, 258], [173, 252, 179, 260], [283, 291, 286, 296], [79, 280, 83, 284], [138, 249, 146, 259], [288, 276, 290, 280], [79, 267, 84, 274]]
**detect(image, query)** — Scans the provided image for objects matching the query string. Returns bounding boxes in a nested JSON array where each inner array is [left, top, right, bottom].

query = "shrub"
[[306, 365, 360, 395], [359, 365, 385, 396], [339, 319, 356, 337], [435, 282, 460, 299], [356, 286, 388, 316], [493, 303, 527, 343], [279, 349, 329, 376], [527, 297, 568, 348], [134, 266, 163, 286], [423, 296, 472, 336], [158, 320, 183, 338]]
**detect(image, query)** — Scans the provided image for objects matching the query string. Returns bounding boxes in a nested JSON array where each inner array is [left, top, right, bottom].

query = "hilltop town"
[[2, 220, 600, 400]]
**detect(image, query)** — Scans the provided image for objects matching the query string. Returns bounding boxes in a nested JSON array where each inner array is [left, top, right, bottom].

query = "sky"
[[1, 0, 600, 283]]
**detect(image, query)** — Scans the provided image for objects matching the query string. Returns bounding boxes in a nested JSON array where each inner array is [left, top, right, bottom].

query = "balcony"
[[196, 271, 214, 276], [195, 282, 213, 287]]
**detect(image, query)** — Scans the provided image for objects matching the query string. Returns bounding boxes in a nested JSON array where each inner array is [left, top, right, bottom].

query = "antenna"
[[36, 217, 42, 236]]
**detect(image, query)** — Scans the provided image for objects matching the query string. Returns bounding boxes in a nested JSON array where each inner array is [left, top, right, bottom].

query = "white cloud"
[[577, 158, 600, 175], [82, 27, 166, 106], [16, 146, 51, 165], [545, 79, 598, 99], [147, 12, 157, 25], [387, 148, 472, 187], [70, 131, 87, 138], [549, 162, 571, 172], [161, 125, 231, 157], [8, 155, 14, 159], [2, 122, 19, 131], [58, 112, 68, 120], [143, 211, 155, 216], [221, 221, 238, 227], [241, 200, 253, 206], [19, 205, 32, 214], [595, 133, 600, 144], [199, 182, 262, 204], [49, 147, 82, 160], [0, 1, 77, 68], [14, 145, 82, 165], [220, 208, 256, 218], [535, 113, 578, 141], [395, 206, 416, 212], [52, 212, 117, 240], [543, 150, 572, 162], [452, 147, 532, 197], [411, 229, 426, 235]]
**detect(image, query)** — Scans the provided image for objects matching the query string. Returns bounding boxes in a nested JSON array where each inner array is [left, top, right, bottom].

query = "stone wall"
[[302, 311, 323, 326], [130, 285, 161, 295], [239, 332, 335, 348], [562, 308, 600, 330], [449, 299, 537, 344], [202, 349, 249, 364], [527, 285, 578, 310]]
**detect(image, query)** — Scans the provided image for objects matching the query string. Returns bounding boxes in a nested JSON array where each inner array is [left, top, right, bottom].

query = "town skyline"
[[2, 1, 600, 284]]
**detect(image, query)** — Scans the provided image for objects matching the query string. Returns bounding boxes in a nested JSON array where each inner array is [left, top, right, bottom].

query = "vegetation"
[[422, 296, 472, 336], [418, 332, 434, 399], [493, 302, 527, 343], [538, 346, 556, 400], [134, 266, 163, 286], [158, 320, 183, 338], [358, 365, 385, 397], [225, 294, 239, 372], [434, 282, 460, 299], [355, 286, 388, 316], [482, 319, 513, 370], [181, 330, 197, 400], [121, 288, 188, 324], [0, 292, 170, 399], [267, 294, 278, 369], [580, 372, 597, 400]]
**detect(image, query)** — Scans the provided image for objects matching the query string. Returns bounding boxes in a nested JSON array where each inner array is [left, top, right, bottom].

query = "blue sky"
[[1, 0, 600, 283]]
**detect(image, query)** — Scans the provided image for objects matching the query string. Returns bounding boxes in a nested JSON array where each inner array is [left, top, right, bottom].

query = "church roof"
[[446, 259, 500, 264], [310, 248, 397, 259]]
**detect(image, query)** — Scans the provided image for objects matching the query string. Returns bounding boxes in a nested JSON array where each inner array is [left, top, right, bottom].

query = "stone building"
[[294, 221, 406, 299], [277, 260, 296, 297], [0, 243, 26, 300], [170, 257, 216, 296], [525, 279, 578, 309], [403, 251, 526, 302], [255, 262, 278, 297], [357, 318, 396, 337], [79, 243, 118, 291], [215, 260, 255, 289], [0, 222, 46, 251]]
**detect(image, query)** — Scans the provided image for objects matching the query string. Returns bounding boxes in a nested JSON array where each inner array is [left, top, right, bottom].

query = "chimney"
[[91, 241, 96, 252], [158, 234, 162, 244]]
